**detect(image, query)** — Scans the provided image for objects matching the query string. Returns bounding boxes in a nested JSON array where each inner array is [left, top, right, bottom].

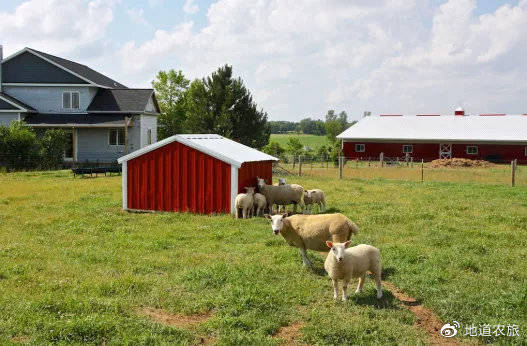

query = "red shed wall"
[[126, 141, 231, 213], [237, 161, 273, 193], [343, 141, 527, 163]]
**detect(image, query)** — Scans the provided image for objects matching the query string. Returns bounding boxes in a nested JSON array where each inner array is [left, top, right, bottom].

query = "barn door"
[[439, 143, 452, 159]]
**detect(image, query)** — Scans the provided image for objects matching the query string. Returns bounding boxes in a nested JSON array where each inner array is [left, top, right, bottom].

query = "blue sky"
[[1, 0, 527, 121]]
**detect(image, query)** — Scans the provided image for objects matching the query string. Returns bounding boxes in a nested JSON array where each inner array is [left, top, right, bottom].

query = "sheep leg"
[[332, 279, 339, 300], [342, 280, 349, 301], [242, 208, 247, 219], [292, 202, 297, 213], [236, 208, 240, 219], [355, 275, 365, 293], [299, 248, 313, 267], [322, 201, 326, 212], [375, 272, 383, 299]]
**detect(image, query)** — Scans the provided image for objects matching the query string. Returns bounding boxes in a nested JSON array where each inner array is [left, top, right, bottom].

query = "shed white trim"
[[117, 134, 279, 167], [122, 161, 128, 210], [230, 164, 238, 215]]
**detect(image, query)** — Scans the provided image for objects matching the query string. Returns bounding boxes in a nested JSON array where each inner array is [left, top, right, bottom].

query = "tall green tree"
[[40, 129, 68, 169], [185, 65, 270, 148], [152, 69, 190, 139]]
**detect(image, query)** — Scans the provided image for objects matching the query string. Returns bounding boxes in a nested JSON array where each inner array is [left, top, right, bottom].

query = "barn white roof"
[[337, 115, 527, 143], [117, 134, 279, 167]]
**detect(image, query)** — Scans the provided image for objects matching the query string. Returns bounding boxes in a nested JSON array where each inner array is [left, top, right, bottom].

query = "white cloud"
[[183, 0, 199, 14], [127, 7, 149, 27]]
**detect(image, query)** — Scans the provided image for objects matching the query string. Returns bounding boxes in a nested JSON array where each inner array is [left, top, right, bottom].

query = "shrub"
[[0, 122, 40, 170], [40, 129, 68, 169]]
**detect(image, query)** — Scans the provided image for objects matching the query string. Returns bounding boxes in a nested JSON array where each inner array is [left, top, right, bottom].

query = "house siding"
[[140, 115, 157, 147], [3, 86, 98, 113], [1, 51, 88, 84], [0, 113, 19, 126], [76, 128, 125, 163]]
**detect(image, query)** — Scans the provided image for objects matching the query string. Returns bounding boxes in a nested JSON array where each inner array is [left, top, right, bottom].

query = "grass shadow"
[[350, 289, 400, 310], [381, 267, 396, 280], [324, 207, 343, 213]]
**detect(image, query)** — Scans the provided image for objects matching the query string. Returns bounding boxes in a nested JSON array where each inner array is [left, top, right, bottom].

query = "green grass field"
[[0, 170, 526, 344], [270, 133, 328, 149]]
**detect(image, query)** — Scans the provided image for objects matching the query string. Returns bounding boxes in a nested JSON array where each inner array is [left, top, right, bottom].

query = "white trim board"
[[230, 164, 238, 215], [122, 161, 128, 210]]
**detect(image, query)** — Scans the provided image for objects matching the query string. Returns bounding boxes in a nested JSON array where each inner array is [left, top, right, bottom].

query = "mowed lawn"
[[270, 133, 328, 149], [0, 171, 526, 344]]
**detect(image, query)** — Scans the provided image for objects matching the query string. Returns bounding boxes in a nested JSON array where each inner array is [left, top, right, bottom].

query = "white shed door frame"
[[230, 164, 238, 215]]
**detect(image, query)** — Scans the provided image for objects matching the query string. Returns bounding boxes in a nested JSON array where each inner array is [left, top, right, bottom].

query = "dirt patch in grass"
[[273, 321, 304, 345], [11, 336, 30, 343], [429, 158, 494, 168], [384, 282, 462, 345], [138, 307, 213, 327]]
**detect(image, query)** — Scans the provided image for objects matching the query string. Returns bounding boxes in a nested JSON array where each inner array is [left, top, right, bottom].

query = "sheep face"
[[265, 213, 289, 235], [278, 178, 286, 185], [326, 241, 351, 262], [257, 177, 266, 190]]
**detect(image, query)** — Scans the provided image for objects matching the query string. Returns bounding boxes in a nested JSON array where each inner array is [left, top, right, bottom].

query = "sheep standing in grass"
[[324, 241, 382, 301], [252, 193, 267, 217], [257, 178, 305, 214], [265, 213, 359, 267], [234, 187, 255, 219], [304, 189, 326, 214]]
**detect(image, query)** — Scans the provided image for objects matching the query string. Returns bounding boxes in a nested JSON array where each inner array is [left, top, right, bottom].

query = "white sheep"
[[234, 187, 255, 219], [252, 192, 267, 217], [304, 189, 327, 214], [257, 178, 305, 214], [324, 241, 382, 301], [265, 213, 359, 267]]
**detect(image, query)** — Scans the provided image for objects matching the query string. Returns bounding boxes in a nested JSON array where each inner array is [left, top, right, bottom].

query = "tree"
[[263, 141, 285, 158], [40, 129, 68, 169], [325, 109, 351, 143], [286, 137, 303, 156], [0, 122, 40, 170], [152, 69, 190, 139], [184, 65, 270, 148]]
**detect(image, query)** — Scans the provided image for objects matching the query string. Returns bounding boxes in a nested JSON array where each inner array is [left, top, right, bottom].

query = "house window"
[[403, 145, 413, 153], [62, 91, 80, 109], [355, 144, 365, 152], [466, 145, 478, 155], [109, 129, 125, 146], [147, 129, 152, 145]]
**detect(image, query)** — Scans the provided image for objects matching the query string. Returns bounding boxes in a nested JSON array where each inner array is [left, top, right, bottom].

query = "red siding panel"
[[343, 141, 527, 164], [237, 161, 273, 193], [126, 141, 232, 214]]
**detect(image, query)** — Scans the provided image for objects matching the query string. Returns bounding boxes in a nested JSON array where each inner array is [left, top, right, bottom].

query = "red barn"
[[117, 134, 278, 214], [338, 110, 527, 164]]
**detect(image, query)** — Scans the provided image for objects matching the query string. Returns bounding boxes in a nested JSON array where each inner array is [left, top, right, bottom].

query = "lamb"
[[324, 241, 382, 301], [234, 187, 255, 219], [304, 189, 326, 214], [257, 177, 305, 214], [252, 192, 267, 217], [264, 213, 359, 267]]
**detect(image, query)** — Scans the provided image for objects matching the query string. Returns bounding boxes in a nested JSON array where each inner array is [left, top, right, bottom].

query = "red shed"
[[117, 134, 278, 214]]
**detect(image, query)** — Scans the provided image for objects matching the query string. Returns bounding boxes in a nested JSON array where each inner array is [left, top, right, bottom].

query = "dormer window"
[[63, 91, 80, 109]]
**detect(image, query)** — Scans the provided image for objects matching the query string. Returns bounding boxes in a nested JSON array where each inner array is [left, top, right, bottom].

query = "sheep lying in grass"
[[257, 178, 305, 214], [234, 187, 255, 219], [304, 189, 326, 214], [252, 192, 267, 217], [265, 213, 359, 267], [324, 241, 382, 301]]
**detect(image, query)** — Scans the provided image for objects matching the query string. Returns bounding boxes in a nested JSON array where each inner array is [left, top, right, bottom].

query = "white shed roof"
[[337, 115, 527, 143], [117, 134, 279, 167]]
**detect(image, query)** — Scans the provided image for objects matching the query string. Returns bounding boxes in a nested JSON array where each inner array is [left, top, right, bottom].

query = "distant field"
[[270, 133, 328, 149], [0, 170, 526, 344]]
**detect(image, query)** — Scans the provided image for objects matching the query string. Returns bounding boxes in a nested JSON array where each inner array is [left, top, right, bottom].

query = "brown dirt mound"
[[383, 282, 463, 345], [138, 307, 212, 327], [429, 158, 495, 168], [273, 321, 304, 345]]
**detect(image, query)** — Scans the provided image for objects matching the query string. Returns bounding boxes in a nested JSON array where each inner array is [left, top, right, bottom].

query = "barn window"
[[466, 145, 478, 155], [402, 145, 413, 153], [355, 144, 365, 152], [109, 129, 125, 146]]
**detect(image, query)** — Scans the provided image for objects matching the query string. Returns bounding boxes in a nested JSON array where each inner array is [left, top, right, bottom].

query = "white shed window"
[[466, 145, 478, 155], [109, 129, 125, 146], [403, 145, 413, 153], [355, 144, 365, 152], [63, 91, 80, 109], [147, 129, 152, 145]]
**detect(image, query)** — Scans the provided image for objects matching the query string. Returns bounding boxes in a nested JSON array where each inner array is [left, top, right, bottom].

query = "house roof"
[[337, 115, 527, 143], [0, 92, 36, 112], [118, 134, 279, 167], [87, 89, 159, 114], [24, 113, 126, 127]]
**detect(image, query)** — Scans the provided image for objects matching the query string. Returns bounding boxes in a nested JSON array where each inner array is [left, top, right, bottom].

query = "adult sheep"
[[265, 213, 359, 267], [257, 178, 304, 214], [304, 189, 326, 214]]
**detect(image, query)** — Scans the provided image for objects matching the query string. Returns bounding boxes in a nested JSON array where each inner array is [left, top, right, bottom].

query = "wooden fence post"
[[511, 159, 517, 187], [299, 156, 302, 176], [380, 152, 384, 167], [421, 159, 424, 182], [339, 156, 343, 179]]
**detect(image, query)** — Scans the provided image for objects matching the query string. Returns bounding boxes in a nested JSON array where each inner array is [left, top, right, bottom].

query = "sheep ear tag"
[[326, 241, 333, 249], [344, 240, 352, 248]]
